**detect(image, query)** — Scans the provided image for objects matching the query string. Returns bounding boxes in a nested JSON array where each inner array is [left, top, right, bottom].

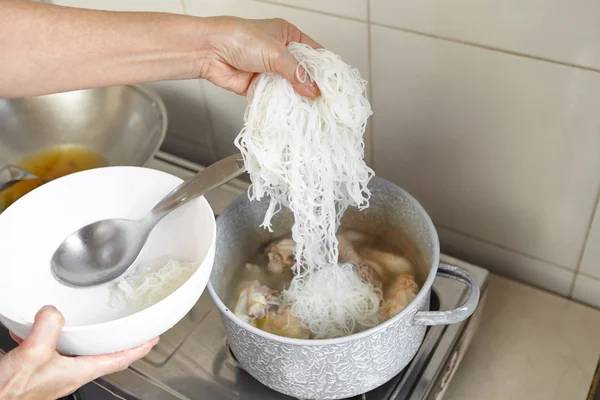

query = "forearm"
[[0, 0, 207, 98]]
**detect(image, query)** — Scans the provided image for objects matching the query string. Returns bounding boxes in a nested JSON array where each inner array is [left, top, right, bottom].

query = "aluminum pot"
[[208, 176, 480, 399]]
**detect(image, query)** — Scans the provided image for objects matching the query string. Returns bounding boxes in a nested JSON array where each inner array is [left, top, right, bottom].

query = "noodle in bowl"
[[208, 176, 480, 399]]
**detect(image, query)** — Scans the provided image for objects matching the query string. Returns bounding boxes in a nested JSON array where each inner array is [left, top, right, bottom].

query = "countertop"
[[444, 274, 600, 400]]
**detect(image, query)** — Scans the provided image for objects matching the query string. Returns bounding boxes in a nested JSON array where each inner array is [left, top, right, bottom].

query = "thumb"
[[272, 47, 320, 99], [18, 305, 64, 361]]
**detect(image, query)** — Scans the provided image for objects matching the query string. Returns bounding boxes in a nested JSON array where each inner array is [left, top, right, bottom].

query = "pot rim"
[[207, 177, 441, 346]]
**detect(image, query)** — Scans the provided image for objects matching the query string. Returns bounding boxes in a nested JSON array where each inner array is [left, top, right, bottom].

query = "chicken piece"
[[266, 239, 296, 273], [337, 235, 362, 265], [256, 306, 310, 339], [361, 249, 413, 276], [357, 260, 383, 291], [234, 281, 279, 324], [245, 263, 262, 275], [377, 274, 419, 320], [338, 230, 369, 245]]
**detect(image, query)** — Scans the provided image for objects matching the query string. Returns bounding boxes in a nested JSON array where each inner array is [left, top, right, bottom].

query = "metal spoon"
[[51, 154, 246, 287], [0, 165, 39, 191]]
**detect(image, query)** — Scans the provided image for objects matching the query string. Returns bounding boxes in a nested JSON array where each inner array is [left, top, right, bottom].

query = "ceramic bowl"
[[0, 166, 215, 355]]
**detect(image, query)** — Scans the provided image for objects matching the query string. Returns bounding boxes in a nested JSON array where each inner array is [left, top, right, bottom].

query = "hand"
[[0, 306, 159, 399], [197, 16, 322, 98]]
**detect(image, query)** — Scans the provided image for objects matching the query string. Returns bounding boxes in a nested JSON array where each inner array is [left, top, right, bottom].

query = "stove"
[[0, 152, 489, 400]]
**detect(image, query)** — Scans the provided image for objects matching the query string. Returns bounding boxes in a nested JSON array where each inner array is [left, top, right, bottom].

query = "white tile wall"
[[438, 226, 574, 296], [265, 0, 367, 20], [370, 0, 600, 71], [572, 274, 600, 309], [54, 0, 183, 12], [46, 0, 600, 307], [371, 24, 600, 272]]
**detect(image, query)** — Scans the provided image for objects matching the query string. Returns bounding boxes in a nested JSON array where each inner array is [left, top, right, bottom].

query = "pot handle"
[[413, 263, 480, 326]]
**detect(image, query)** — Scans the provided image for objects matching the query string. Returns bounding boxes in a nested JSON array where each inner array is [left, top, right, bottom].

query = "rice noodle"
[[109, 259, 198, 313], [284, 263, 381, 338], [235, 43, 376, 338]]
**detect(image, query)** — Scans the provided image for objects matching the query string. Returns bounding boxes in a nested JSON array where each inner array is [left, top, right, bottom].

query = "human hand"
[[197, 16, 322, 98], [0, 306, 159, 400]]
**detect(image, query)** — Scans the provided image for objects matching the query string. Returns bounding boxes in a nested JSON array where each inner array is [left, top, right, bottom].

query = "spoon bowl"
[[52, 219, 150, 286]]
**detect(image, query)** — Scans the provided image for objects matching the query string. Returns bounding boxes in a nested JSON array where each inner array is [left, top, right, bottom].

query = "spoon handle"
[[0, 165, 39, 192], [146, 154, 246, 222]]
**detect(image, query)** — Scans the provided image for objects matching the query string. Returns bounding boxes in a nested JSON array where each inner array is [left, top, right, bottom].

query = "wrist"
[[138, 13, 213, 81]]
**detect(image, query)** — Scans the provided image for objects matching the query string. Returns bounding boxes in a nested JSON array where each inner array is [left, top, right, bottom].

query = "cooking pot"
[[0, 84, 167, 202], [208, 176, 480, 399]]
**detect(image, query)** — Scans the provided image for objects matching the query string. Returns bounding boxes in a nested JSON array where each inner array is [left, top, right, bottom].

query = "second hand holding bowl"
[[51, 154, 245, 287]]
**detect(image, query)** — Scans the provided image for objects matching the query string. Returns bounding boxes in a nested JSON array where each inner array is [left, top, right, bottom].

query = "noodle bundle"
[[235, 43, 376, 338]]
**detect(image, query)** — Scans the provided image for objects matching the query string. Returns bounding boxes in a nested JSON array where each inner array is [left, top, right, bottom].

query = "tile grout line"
[[577, 271, 600, 282], [436, 223, 578, 274], [252, 0, 367, 23], [372, 22, 600, 74], [567, 185, 600, 297], [253, 0, 600, 74]]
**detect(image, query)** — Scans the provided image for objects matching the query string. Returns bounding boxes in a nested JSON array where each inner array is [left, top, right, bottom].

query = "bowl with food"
[[0, 166, 215, 355]]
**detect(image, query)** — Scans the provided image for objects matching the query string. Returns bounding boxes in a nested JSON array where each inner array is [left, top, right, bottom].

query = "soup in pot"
[[230, 229, 424, 340]]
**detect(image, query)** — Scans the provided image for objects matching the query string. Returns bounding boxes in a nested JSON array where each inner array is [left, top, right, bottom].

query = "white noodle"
[[109, 259, 198, 313], [284, 263, 381, 338], [235, 43, 377, 338]]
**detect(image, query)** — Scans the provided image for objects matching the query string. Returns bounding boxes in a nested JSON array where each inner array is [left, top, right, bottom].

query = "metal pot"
[[208, 176, 480, 399], [0, 84, 167, 170]]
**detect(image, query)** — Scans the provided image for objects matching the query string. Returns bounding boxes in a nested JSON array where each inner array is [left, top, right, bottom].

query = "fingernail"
[[308, 81, 320, 97], [40, 305, 56, 312]]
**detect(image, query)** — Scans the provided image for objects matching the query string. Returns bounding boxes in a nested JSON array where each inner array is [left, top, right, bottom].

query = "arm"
[[0, 0, 320, 98]]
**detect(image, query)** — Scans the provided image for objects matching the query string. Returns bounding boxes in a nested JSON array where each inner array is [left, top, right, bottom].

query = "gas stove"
[[0, 152, 489, 400]]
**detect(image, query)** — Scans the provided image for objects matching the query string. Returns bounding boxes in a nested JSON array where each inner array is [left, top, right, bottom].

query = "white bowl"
[[0, 166, 216, 355]]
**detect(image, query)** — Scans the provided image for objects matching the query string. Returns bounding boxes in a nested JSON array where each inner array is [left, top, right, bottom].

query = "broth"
[[1, 145, 107, 210], [230, 229, 426, 339]]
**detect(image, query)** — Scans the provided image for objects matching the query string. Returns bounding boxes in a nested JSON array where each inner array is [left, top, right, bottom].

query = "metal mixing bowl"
[[0, 84, 167, 167]]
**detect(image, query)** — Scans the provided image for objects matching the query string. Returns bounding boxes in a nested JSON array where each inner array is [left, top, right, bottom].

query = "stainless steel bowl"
[[0, 85, 167, 168]]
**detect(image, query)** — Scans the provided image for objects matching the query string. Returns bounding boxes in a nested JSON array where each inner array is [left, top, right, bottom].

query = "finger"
[[75, 337, 160, 380], [287, 24, 322, 49], [265, 18, 322, 49], [18, 305, 64, 361], [9, 331, 23, 345], [28, 306, 64, 348], [272, 46, 321, 98]]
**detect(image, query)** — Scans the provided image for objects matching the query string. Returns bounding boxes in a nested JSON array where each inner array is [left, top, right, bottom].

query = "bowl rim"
[[127, 84, 168, 167], [207, 176, 441, 346], [0, 166, 216, 332]]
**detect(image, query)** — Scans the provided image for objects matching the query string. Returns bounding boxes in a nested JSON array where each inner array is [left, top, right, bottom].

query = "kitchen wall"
[[52, 0, 600, 308]]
